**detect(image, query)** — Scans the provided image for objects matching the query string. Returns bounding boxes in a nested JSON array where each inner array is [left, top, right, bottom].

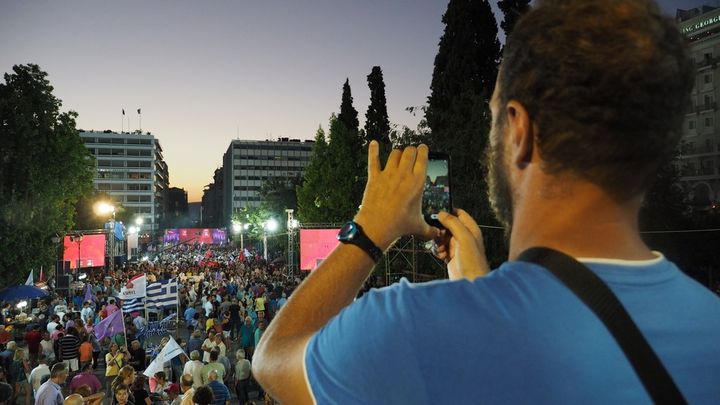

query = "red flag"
[[38, 267, 45, 282]]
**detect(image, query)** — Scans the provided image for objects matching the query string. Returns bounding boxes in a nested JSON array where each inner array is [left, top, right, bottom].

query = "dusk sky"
[[0, 0, 710, 202]]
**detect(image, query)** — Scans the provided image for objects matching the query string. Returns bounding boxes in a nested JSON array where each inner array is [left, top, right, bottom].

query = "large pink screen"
[[300, 229, 341, 271], [63, 234, 106, 269]]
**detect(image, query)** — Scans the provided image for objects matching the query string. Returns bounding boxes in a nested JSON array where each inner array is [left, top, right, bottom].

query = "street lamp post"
[[95, 202, 116, 272], [263, 218, 279, 261], [286, 209, 299, 279]]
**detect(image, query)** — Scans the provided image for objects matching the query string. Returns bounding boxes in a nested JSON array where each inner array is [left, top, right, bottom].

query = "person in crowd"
[[105, 299, 119, 316], [78, 335, 93, 368], [45, 316, 59, 335], [34, 363, 67, 405], [234, 349, 251, 405], [0, 342, 15, 372], [183, 307, 196, 335], [205, 370, 229, 405], [199, 351, 224, 385], [164, 383, 180, 405], [200, 331, 216, 363], [69, 363, 101, 394], [112, 365, 137, 398], [105, 343, 125, 393], [148, 371, 169, 396], [182, 351, 203, 389], [131, 375, 150, 405], [212, 333, 226, 360], [128, 340, 145, 372], [252, 0, 720, 403], [191, 385, 213, 405], [38, 332, 54, 363], [29, 354, 50, 395], [238, 317, 254, 361], [80, 302, 94, 325], [186, 331, 203, 355], [112, 384, 133, 405], [253, 319, 265, 349], [23, 325, 41, 364], [57, 326, 81, 373], [178, 374, 194, 405], [9, 348, 31, 405]]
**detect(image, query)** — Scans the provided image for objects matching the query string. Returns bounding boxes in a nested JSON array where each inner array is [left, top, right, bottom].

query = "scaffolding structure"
[[297, 223, 447, 284]]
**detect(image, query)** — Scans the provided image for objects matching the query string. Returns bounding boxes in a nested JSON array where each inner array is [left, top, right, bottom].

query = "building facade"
[[201, 167, 224, 228], [221, 138, 314, 225], [166, 187, 189, 227], [79, 130, 170, 233], [678, 6, 720, 208]]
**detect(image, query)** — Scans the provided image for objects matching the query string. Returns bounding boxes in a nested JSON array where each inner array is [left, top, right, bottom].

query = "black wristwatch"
[[337, 221, 383, 263]]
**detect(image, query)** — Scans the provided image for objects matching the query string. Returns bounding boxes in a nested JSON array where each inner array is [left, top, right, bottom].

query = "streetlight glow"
[[135, 217, 144, 225], [232, 223, 242, 234], [288, 219, 300, 229], [265, 218, 279, 232], [94, 202, 115, 215]]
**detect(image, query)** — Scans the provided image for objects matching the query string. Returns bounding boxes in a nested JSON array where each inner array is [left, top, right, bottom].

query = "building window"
[[705, 117, 714, 128], [689, 120, 696, 130], [705, 73, 713, 84]]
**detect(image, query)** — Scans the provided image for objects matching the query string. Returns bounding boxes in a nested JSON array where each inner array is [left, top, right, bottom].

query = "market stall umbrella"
[[0, 285, 49, 301]]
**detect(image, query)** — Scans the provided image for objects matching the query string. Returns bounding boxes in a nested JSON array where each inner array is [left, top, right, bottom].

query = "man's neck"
[[509, 179, 654, 261]]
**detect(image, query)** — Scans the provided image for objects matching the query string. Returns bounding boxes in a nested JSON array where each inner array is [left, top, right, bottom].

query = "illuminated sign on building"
[[683, 15, 720, 35]]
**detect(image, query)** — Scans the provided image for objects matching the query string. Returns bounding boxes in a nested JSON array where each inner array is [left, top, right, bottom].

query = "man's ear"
[[506, 100, 534, 169]]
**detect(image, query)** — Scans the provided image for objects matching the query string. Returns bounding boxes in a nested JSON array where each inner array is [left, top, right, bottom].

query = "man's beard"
[[485, 120, 514, 238]]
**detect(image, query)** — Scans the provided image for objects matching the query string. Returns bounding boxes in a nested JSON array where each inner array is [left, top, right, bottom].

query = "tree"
[[498, 0, 531, 38], [260, 175, 302, 215], [0, 64, 95, 285], [338, 79, 359, 133], [425, 0, 504, 266], [364, 66, 392, 155], [325, 115, 365, 222], [296, 126, 331, 223]]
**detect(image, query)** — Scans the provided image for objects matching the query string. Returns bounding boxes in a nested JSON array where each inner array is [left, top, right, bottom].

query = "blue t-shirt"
[[305, 256, 720, 404], [208, 380, 230, 405]]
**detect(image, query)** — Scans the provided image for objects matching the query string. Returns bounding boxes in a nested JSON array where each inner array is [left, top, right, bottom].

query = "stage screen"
[[164, 228, 227, 244], [300, 229, 341, 271], [63, 234, 106, 269]]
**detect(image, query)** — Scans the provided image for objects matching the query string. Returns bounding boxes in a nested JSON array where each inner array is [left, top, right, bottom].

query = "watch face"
[[338, 222, 357, 241]]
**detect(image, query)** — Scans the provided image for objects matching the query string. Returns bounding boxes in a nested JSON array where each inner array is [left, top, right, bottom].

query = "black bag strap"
[[517, 247, 686, 405]]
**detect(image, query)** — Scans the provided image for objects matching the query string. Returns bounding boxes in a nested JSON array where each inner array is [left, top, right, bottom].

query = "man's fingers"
[[413, 144, 429, 177], [454, 209, 483, 248], [368, 141, 381, 178], [398, 146, 417, 172], [385, 148, 402, 170], [437, 211, 474, 245]]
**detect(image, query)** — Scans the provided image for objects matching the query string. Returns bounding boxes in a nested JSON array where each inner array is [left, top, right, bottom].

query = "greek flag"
[[122, 297, 144, 312], [146, 278, 178, 310], [137, 313, 176, 338]]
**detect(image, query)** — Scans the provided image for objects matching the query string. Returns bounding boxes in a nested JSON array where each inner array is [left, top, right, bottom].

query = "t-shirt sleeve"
[[304, 279, 425, 404]]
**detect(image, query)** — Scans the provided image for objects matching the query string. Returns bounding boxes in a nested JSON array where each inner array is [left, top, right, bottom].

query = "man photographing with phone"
[[253, 0, 720, 403]]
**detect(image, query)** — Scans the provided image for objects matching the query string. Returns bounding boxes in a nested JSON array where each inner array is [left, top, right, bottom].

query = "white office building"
[[222, 138, 314, 224], [79, 130, 169, 232]]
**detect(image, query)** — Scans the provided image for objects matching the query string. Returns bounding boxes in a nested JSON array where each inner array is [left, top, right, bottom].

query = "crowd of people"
[[0, 243, 307, 405]]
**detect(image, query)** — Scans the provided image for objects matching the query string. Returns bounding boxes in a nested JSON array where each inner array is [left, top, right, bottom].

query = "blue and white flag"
[[146, 278, 178, 310], [137, 313, 176, 339], [122, 297, 145, 313]]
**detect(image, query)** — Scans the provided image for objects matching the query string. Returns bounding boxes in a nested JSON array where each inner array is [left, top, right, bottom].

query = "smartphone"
[[422, 152, 452, 229]]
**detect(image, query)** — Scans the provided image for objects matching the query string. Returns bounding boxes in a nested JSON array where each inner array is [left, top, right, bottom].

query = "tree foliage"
[[0, 64, 95, 285], [260, 175, 302, 215], [338, 79, 359, 133], [425, 0, 505, 266], [296, 126, 331, 223], [498, 0, 531, 38], [364, 66, 392, 155]]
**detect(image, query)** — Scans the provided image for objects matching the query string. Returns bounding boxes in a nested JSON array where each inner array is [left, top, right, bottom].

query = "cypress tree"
[[425, 0, 504, 264], [364, 66, 391, 154], [498, 0, 531, 38], [338, 78, 359, 132]]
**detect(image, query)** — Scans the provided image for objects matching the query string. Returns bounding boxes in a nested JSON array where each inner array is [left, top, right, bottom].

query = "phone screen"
[[423, 153, 451, 228]]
